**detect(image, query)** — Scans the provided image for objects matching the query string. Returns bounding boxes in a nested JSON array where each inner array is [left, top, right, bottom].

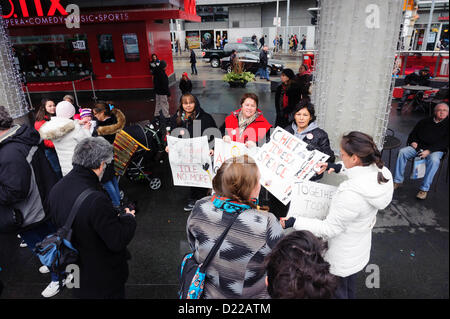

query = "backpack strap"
[[60, 188, 95, 239], [199, 212, 240, 272]]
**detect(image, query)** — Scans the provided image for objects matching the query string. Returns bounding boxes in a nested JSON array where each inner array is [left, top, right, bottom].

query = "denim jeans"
[[191, 63, 198, 75], [19, 221, 59, 282], [256, 67, 269, 80], [44, 148, 62, 179], [102, 176, 121, 207], [394, 146, 444, 191]]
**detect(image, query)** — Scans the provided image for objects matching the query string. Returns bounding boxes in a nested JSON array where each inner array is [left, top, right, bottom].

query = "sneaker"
[[393, 182, 401, 190], [41, 274, 73, 298], [39, 265, 50, 274], [19, 240, 27, 248], [416, 190, 427, 200], [183, 201, 196, 212]]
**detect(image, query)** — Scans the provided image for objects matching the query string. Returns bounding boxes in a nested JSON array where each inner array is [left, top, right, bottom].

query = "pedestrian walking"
[[179, 72, 193, 95], [259, 35, 265, 49], [152, 60, 171, 119], [257, 45, 270, 81], [300, 35, 306, 50], [279, 35, 283, 52], [190, 49, 198, 75]]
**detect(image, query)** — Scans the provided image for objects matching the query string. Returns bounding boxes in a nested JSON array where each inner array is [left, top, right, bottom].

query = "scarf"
[[237, 110, 259, 136], [281, 84, 289, 110], [211, 195, 259, 214]]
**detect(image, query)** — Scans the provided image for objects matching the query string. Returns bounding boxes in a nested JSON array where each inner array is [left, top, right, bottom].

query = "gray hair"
[[435, 103, 449, 112], [72, 137, 113, 169], [0, 106, 13, 130], [63, 95, 75, 103]]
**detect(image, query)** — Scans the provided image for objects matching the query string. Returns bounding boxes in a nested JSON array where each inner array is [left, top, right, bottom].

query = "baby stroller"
[[114, 115, 169, 190]]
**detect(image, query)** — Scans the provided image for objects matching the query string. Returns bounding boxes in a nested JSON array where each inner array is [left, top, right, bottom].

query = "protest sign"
[[254, 127, 329, 205], [287, 181, 338, 220], [167, 135, 213, 188], [213, 138, 249, 174]]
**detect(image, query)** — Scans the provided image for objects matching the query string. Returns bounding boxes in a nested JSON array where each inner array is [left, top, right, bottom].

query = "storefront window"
[[98, 34, 116, 63], [122, 33, 140, 62], [11, 34, 92, 83]]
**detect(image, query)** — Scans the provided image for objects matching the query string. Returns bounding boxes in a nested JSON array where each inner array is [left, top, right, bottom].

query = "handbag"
[[0, 206, 24, 233], [410, 156, 426, 180], [178, 212, 240, 299], [34, 188, 94, 279]]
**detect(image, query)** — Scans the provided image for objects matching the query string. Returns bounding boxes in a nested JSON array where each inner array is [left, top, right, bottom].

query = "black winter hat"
[[282, 68, 295, 80]]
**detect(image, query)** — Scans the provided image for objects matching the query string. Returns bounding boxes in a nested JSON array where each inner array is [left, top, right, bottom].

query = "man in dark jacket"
[[397, 67, 431, 111], [49, 137, 136, 298], [258, 46, 270, 81], [0, 105, 59, 297], [190, 49, 198, 75], [393, 103, 449, 200], [259, 35, 265, 49], [153, 60, 171, 119]]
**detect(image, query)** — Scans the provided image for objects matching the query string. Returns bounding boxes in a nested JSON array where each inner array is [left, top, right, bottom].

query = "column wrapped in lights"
[[0, 6, 30, 119], [312, 0, 403, 152]]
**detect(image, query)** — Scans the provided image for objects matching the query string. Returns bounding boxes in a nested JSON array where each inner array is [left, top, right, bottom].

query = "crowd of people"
[[0, 52, 448, 300]]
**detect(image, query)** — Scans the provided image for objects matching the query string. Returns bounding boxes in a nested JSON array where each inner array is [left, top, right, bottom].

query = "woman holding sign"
[[285, 101, 335, 181], [167, 93, 217, 212], [223, 93, 272, 147], [281, 131, 393, 299], [186, 155, 284, 298]]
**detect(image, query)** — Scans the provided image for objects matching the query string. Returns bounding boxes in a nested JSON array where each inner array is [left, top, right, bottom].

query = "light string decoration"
[[312, 0, 404, 153], [0, 5, 30, 119]]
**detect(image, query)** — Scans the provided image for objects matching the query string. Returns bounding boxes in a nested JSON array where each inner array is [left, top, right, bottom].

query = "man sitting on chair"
[[397, 67, 431, 112], [393, 103, 449, 200]]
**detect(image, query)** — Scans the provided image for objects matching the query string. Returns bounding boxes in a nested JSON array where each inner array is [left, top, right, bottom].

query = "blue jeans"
[[394, 146, 444, 191], [44, 148, 62, 179], [102, 177, 121, 207], [256, 67, 269, 79], [19, 221, 59, 282], [191, 63, 198, 75]]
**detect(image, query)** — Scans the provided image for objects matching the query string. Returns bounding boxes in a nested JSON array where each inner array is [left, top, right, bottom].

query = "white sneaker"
[[41, 274, 73, 298], [39, 265, 50, 274], [19, 240, 27, 248]]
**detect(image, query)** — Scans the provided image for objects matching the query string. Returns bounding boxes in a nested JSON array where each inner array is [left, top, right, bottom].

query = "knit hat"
[[79, 108, 92, 119], [182, 72, 190, 80], [56, 101, 75, 119]]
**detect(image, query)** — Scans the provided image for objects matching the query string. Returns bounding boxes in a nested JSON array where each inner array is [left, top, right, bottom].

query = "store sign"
[[1, 0, 68, 19], [72, 40, 86, 51]]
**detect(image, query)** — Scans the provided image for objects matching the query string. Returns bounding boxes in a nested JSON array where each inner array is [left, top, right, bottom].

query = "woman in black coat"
[[285, 100, 335, 181], [166, 93, 217, 212], [275, 68, 302, 128], [295, 64, 313, 101], [179, 72, 193, 95]]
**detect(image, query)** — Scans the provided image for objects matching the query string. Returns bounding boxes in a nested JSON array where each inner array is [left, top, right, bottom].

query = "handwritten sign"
[[213, 138, 249, 174], [254, 127, 329, 205], [167, 136, 212, 188], [287, 181, 338, 220]]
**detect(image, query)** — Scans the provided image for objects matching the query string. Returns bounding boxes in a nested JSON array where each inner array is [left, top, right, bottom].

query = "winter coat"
[[93, 108, 126, 144], [295, 72, 313, 100], [179, 79, 193, 94], [38, 117, 91, 176], [224, 108, 272, 144], [49, 164, 136, 298], [0, 125, 58, 231], [292, 164, 393, 277], [285, 122, 335, 163], [34, 117, 55, 149], [259, 50, 268, 68], [187, 196, 284, 299], [406, 116, 448, 153], [190, 50, 197, 64], [153, 67, 170, 96], [404, 69, 430, 86], [149, 59, 160, 75], [274, 82, 302, 128]]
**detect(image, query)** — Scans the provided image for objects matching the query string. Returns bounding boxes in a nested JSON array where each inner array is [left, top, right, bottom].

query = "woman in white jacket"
[[38, 101, 92, 176], [281, 131, 393, 299]]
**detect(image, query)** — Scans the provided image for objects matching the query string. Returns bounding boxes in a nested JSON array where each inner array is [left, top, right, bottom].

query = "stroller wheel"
[[149, 177, 162, 190]]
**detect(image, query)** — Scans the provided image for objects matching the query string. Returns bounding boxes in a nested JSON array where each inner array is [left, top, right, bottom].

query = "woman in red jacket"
[[34, 98, 62, 178], [223, 93, 272, 147]]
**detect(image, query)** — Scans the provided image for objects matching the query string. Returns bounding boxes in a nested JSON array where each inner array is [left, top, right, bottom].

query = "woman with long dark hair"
[[281, 131, 393, 299], [275, 68, 301, 128], [34, 98, 62, 178]]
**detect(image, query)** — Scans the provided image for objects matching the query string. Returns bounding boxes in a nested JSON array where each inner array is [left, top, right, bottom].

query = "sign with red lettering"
[[167, 135, 213, 188], [213, 138, 249, 174], [287, 181, 337, 220], [1, 0, 68, 19], [254, 127, 329, 205]]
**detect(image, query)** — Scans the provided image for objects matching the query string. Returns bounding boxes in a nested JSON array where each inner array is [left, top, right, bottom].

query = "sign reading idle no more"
[[167, 136, 213, 188], [254, 127, 329, 205], [287, 181, 338, 220]]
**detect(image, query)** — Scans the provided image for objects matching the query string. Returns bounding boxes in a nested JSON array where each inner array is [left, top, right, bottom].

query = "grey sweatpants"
[[154, 94, 170, 118]]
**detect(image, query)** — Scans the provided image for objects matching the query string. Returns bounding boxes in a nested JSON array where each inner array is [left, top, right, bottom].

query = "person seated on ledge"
[[393, 103, 449, 200], [397, 67, 431, 112]]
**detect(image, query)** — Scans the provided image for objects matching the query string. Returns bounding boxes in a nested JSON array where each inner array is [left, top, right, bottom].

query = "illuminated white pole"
[[0, 7, 30, 122], [312, 0, 404, 153]]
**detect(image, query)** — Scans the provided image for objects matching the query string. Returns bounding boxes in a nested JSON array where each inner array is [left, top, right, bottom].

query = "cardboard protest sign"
[[287, 181, 338, 220], [254, 127, 329, 205], [167, 135, 213, 188], [213, 138, 249, 174]]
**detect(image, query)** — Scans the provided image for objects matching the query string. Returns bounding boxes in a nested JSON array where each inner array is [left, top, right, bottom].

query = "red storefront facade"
[[4, 1, 200, 92]]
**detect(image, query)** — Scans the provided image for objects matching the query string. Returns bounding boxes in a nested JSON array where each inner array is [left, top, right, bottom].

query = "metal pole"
[[286, 0, 290, 30], [72, 81, 79, 107], [24, 85, 33, 110], [422, 0, 436, 51], [90, 75, 97, 102], [276, 0, 279, 53]]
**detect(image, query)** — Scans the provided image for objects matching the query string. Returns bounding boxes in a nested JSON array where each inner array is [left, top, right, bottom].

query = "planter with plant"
[[223, 58, 255, 88]]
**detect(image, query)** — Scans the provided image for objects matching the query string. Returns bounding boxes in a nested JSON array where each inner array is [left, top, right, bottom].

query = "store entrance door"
[[214, 30, 228, 49], [201, 30, 214, 50]]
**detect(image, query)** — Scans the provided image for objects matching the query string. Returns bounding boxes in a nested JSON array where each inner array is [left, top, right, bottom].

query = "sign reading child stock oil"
[[254, 127, 329, 205], [167, 136, 213, 188], [287, 181, 338, 220]]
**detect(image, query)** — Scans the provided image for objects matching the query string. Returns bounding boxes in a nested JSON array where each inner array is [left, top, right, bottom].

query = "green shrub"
[[223, 71, 255, 83]]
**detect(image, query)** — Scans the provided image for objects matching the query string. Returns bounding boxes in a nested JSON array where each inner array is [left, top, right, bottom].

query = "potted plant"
[[223, 58, 255, 88]]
